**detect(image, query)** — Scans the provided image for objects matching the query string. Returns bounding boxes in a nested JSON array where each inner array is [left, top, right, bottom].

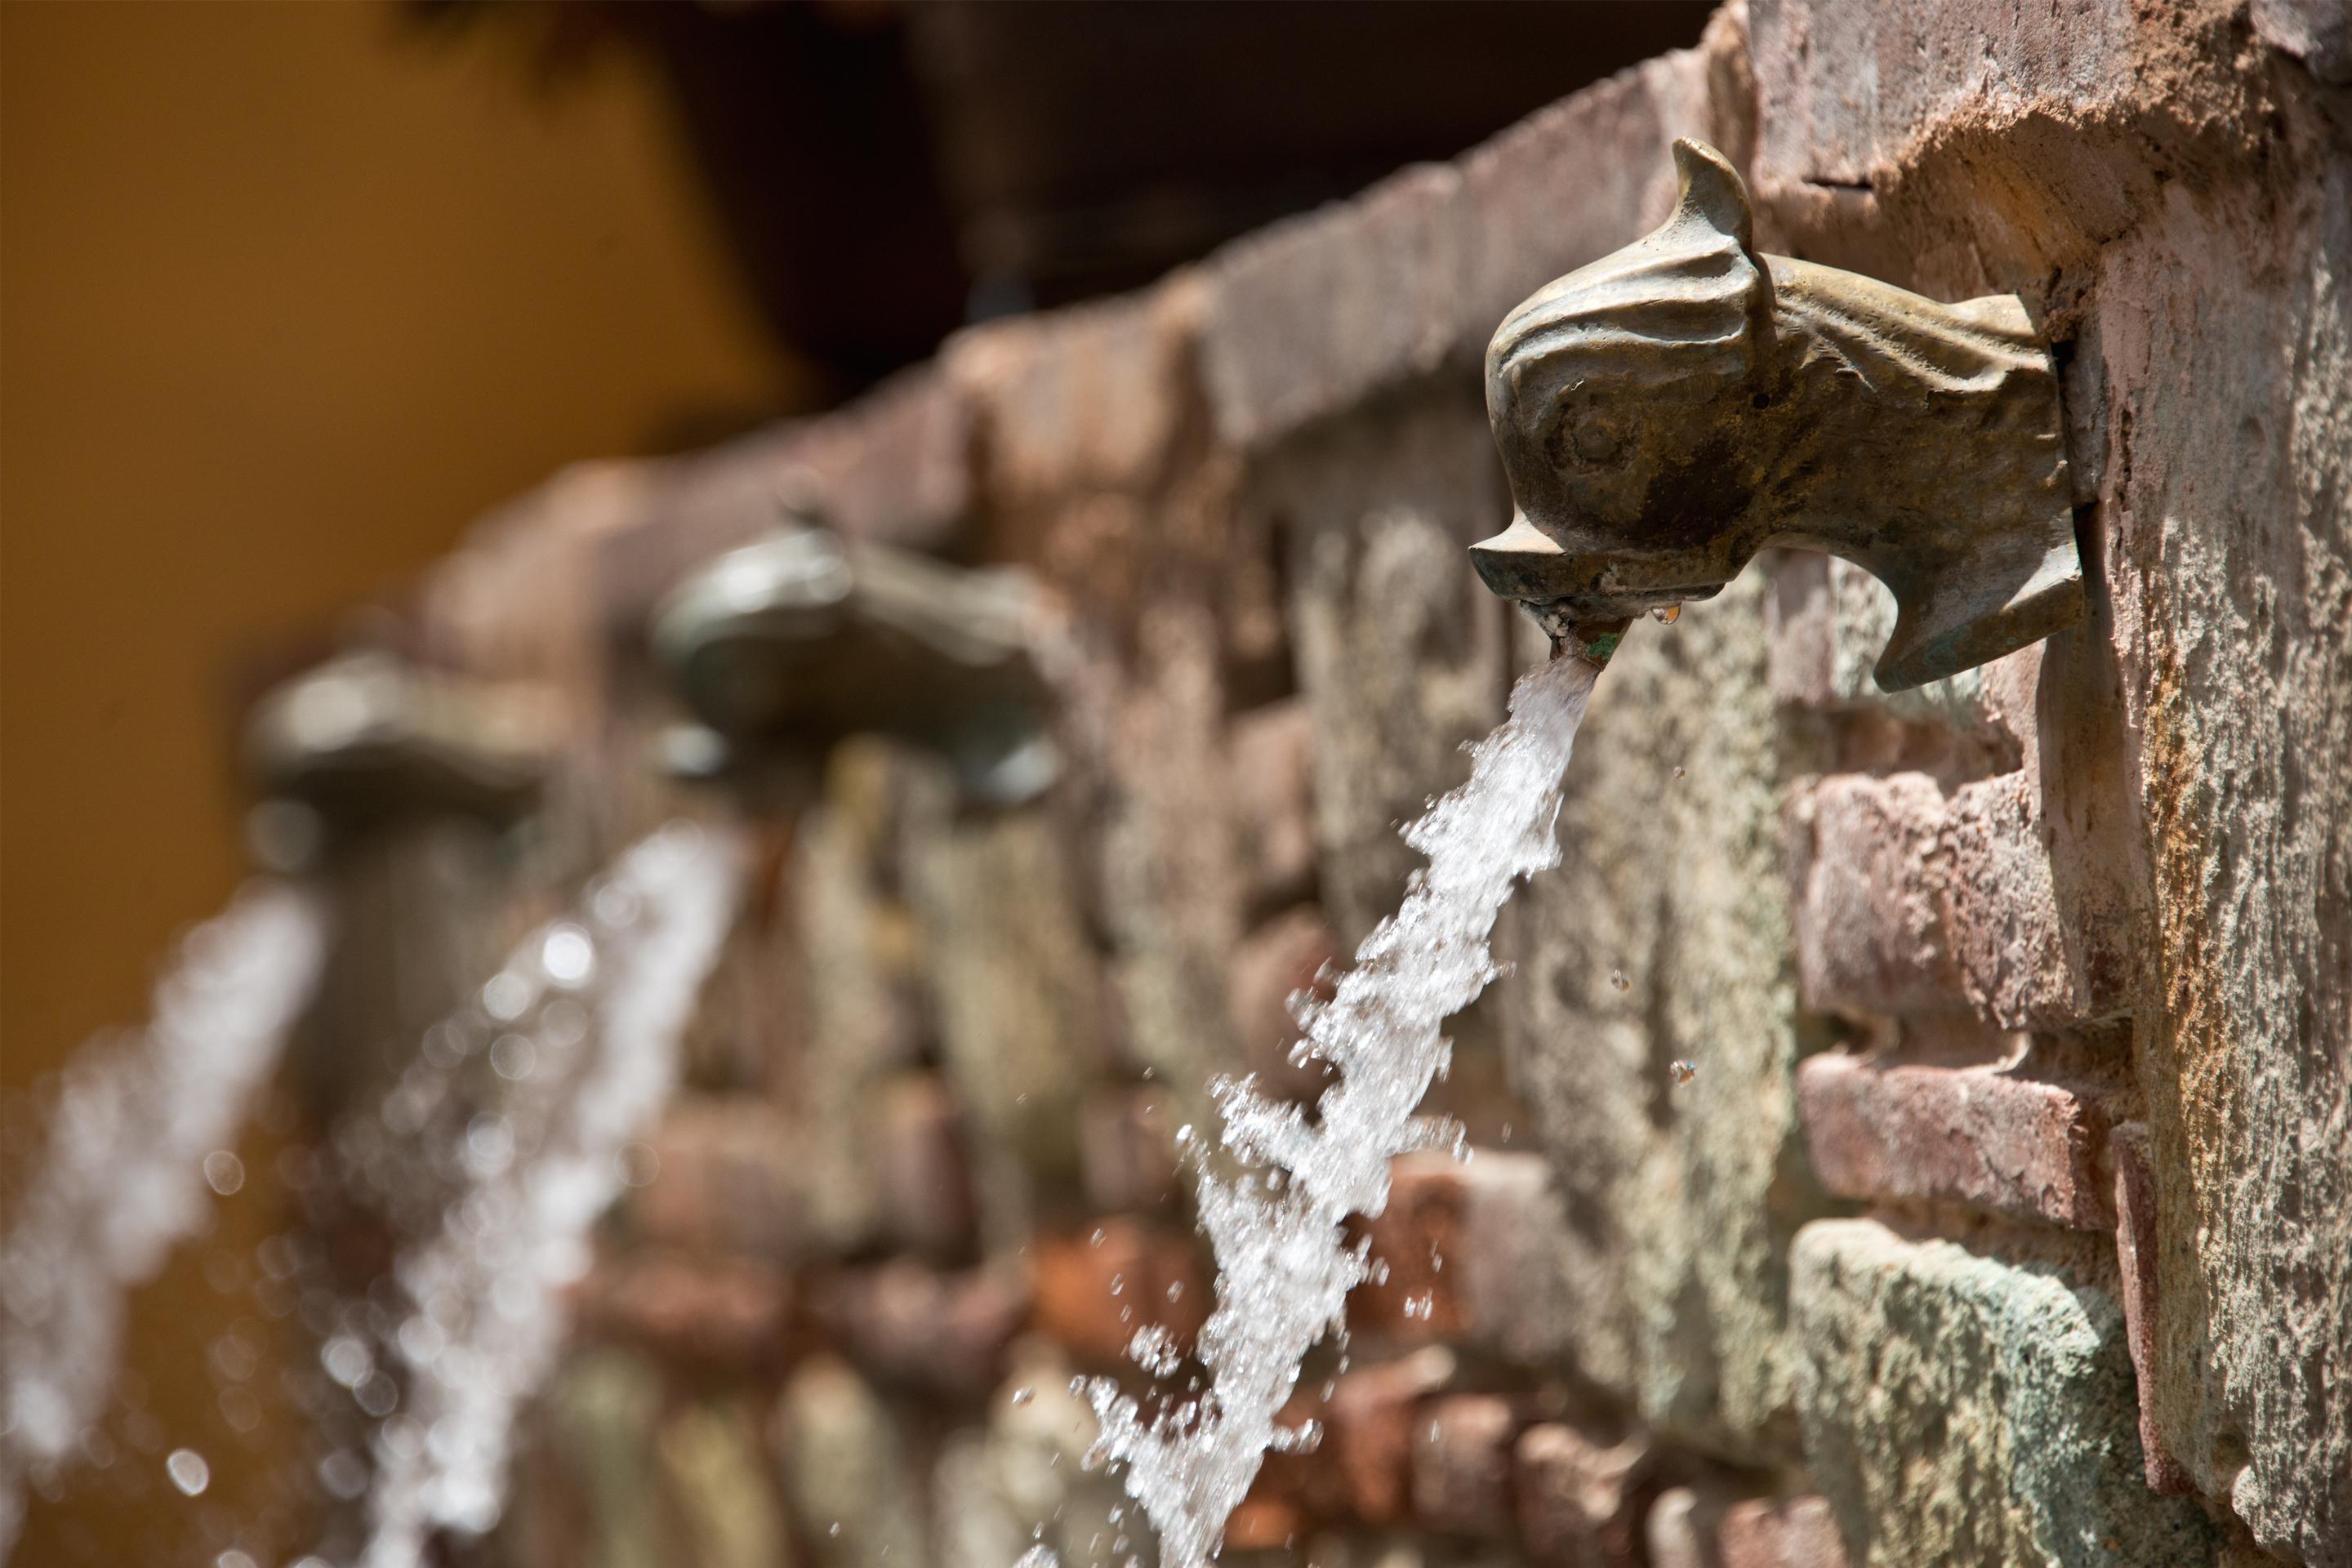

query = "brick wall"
[[394, 3, 2350, 1565]]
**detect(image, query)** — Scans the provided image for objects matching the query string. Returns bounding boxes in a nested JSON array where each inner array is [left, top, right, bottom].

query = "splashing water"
[[1085, 654, 1600, 1566], [350, 824, 738, 1568], [0, 882, 327, 1557]]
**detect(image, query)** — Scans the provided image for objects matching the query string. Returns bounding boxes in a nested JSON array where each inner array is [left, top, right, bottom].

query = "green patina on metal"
[[1584, 632, 1623, 663]]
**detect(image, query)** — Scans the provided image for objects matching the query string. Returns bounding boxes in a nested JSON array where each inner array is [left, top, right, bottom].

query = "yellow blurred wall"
[[2, 0, 794, 1088]]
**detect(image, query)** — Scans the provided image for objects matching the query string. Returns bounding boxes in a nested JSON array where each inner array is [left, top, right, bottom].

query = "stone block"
[[1257, 389, 1514, 946], [818, 1261, 1027, 1402], [656, 1396, 791, 1568], [1788, 767, 2128, 1031], [1645, 1486, 1726, 1568], [1498, 570, 1824, 1461], [872, 1071, 978, 1263], [1796, 1054, 2112, 1229], [1456, 24, 1740, 353], [946, 285, 1199, 509], [776, 1355, 931, 1568], [1410, 1396, 1521, 1539], [1094, 602, 1254, 1131], [1027, 1218, 1209, 1371], [1321, 1348, 1458, 1526], [909, 791, 1107, 1245], [1198, 163, 1463, 452], [626, 1098, 804, 1259], [1791, 1218, 2220, 1566], [1513, 1422, 1652, 1567], [932, 1339, 1129, 1568], [2106, 1124, 2189, 1495], [569, 1251, 794, 1369], [1226, 906, 1341, 1103], [1717, 1496, 1847, 1568], [1228, 698, 1320, 916], [1076, 1084, 1181, 1214], [1785, 772, 1962, 1018], [1352, 1151, 1582, 1365]]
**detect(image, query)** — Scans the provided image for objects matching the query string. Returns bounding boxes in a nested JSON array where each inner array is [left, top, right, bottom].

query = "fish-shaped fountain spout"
[[1475, 137, 2082, 690]]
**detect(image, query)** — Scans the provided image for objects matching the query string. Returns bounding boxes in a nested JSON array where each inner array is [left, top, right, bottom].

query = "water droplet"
[[1650, 602, 1682, 624], [1089, 1227, 1107, 1249], [166, 1447, 210, 1496], [1610, 968, 1631, 991], [355, 1371, 399, 1418], [1165, 1281, 1183, 1303], [489, 1033, 537, 1081], [829, 1522, 843, 1539], [542, 925, 595, 987], [202, 1151, 244, 1196], [1108, 1274, 1124, 1296], [322, 1335, 372, 1388], [1011, 1387, 1035, 1407], [616, 1142, 661, 1187], [218, 1387, 261, 1433], [481, 973, 532, 1022], [216, 1551, 259, 1568], [1669, 1058, 1698, 1086], [1673, 764, 1686, 780], [319, 1449, 368, 1499]]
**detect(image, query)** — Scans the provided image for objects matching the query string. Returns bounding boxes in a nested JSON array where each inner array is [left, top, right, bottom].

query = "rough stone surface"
[[1322, 1348, 1459, 1527], [909, 791, 1105, 1245], [2109, 1121, 2192, 1495], [1791, 1218, 2220, 1566], [777, 1356, 930, 1568], [1410, 1396, 1522, 1539], [1499, 570, 1825, 1463], [1258, 388, 1515, 947], [1026, 1218, 1209, 1371], [1512, 1422, 1652, 1568], [390, 2, 2352, 1561], [1786, 773, 1964, 1018], [1796, 1054, 2112, 1229], [1717, 1496, 1847, 1568]]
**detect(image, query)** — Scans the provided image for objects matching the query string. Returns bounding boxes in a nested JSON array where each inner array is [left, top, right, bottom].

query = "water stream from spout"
[[348, 823, 738, 1568], [0, 882, 328, 1558], [1084, 653, 1600, 1567]]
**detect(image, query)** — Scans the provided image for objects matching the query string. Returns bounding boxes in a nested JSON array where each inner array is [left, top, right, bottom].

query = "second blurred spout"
[[652, 528, 1061, 805]]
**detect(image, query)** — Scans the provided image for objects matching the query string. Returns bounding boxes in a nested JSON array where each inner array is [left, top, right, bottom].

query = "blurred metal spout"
[[243, 650, 557, 866], [652, 528, 1061, 804]]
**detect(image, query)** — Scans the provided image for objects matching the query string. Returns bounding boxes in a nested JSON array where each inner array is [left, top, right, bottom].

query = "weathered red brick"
[[1787, 773, 1963, 1018], [1227, 906, 1342, 1103], [1228, 701, 1319, 914], [1411, 1394, 1523, 1537], [626, 1098, 802, 1259], [2111, 1123, 2193, 1494], [818, 1260, 1027, 1401], [1077, 1085, 1180, 1214], [872, 1072, 978, 1261], [1796, 1053, 2114, 1229], [1717, 1495, 1848, 1568], [1352, 1150, 1575, 1361], [1645, 1486, 1726, 1568], [569, 1250, 793, 1368], [1321, 1348, 1457, 1526], [1788, 768, 2123, 1033], [1349, 1154, 1472, 1343], [1514, 1422, 1653, 1566], [1027, 1218, 1209, 1370], [1223, 1496, 1307, 1554]]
